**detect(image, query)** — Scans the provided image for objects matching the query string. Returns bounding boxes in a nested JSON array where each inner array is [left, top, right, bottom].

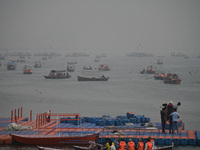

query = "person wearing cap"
[[144, 137, 152, 150], [119, 138, 126, 150], [136, 138, 144, 150], [128, 138, 135, 150]]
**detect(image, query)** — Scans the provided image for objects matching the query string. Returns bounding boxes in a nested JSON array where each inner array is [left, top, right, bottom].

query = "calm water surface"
[[0, 54, 200, 150]]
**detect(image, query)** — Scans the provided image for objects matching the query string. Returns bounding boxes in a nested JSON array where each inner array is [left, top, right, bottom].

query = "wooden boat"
[[154, 73, 165, 80], [146, 65, 156, 74], [67, 65, 75, 72], [98, 64, 110, 71], [37, 146, 61, 150], [19, 56, 26, 62], [155, 142, 174, 150], [11, 132, 98, 146], [44, 70, 71, 79], [77, 76, 109, 81], [82, 66, 92, 70], [7, 61, 17, 70], [67, 61, 77, 65], [73, 141, 105, 150], [163, 73, 181, 84], [23, 65, 32, 74]]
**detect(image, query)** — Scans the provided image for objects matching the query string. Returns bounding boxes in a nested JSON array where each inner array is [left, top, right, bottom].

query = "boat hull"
[[44, 75, 71, 79], [11, 133, 98, 146], [23, 71, 32, 74], [77, 76, 109, 81], [163, 78, 181, 84]]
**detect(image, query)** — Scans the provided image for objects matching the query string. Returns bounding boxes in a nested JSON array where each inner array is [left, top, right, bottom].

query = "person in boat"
[[101, 75, 105, 78], [170, 108, 180, 134], [127, 138, 135, 150], [119, 138, 126, 150], [160, 107, 167, 134], [136, 138, 144, 150], [144, 137, 152, 150]]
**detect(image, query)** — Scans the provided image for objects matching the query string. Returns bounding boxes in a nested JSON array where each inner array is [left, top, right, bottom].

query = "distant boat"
[[67, 60, 77, 65], [77, 70, 109, 81], [126, 52, 154, 57], [7, 61, 17, 70], [34, 61, 42, 68], [163, 73, 181, 84], [67, 65, 75, 72], [23, 65, 32, 74], [154, 73, 165, 80], [44, 70, 71, 79], [77, 76, 109, 81], [146, 66, 156, 74], [19, 56, 26, 62], [98, 64, 110, 71], [82, 66, 92, 70], [11, 132, 98, 146]]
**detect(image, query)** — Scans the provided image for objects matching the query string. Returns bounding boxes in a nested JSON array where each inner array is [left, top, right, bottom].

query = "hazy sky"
[[0, 0, 200, 55]]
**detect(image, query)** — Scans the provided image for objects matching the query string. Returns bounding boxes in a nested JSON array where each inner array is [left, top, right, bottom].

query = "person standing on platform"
[[174, 102, 181, 111], [110, 140, 116, 150], [128, 139, 135, 150], [160, 107, 167, 133], [170, 108, 180, 134], [113, 138, 119, 150], [136, 138, 144, 150], [119, 138, 126, 150]]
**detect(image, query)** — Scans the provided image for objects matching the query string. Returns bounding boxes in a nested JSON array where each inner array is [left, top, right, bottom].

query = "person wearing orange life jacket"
[[119, 138, 126, 150], [128, 139, 135, 150], [144, 137, 152, 150], [137, 138, 144, 150]]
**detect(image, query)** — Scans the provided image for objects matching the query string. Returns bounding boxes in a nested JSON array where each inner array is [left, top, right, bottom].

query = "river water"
[[0, 53, 200, 150]]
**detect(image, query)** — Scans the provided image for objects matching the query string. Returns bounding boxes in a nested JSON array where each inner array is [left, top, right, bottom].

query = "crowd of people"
[[160, 100, 181, 134], [104, 137, 155, 150]]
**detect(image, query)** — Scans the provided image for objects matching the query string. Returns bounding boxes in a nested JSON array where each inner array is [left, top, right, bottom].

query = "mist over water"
[[0, 54, 200, 149]]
